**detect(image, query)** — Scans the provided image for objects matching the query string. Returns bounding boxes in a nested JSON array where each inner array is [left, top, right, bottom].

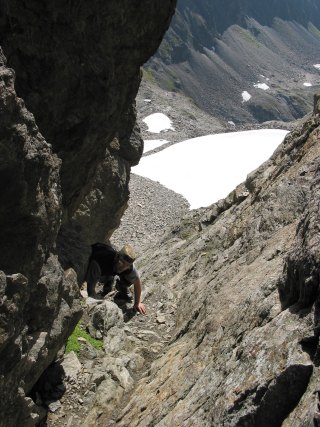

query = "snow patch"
[[254, 83, 270, 90], [143, 113, 174, 133], [303, 82, 312, 87], [242, 91, 251, 102], [133, 129, 289, 209], [313, 64, 320, 70]]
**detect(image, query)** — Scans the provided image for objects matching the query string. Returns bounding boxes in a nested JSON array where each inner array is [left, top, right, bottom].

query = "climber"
[[84, 242, 146, 315]]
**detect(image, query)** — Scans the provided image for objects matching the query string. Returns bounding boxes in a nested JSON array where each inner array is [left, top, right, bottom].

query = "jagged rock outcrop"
[[0, 0, 177, 277], [0, 1, 177, 426], [104, 102, 320, 426], [0, 53, 82, 425]]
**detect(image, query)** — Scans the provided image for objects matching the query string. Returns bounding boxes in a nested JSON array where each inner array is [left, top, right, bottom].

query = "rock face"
[[0, 51, 61, 280], [0, 58, 82, 426], [109, 106, 320, 425], [0, 0, 177, 278], [0, 2, 177, 426]]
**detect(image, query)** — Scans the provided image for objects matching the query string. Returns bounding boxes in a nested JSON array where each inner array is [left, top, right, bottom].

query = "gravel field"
[[111, 173, 190, 255]]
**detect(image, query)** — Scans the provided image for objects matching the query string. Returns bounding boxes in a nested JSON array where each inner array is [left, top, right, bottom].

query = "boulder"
[[90, 301, 124, 337]]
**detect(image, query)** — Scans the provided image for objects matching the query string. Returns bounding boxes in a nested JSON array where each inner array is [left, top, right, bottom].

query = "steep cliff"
[[0, 1, 176, 426], [0, 50, 82, 426], [0, 0, 177, 278]]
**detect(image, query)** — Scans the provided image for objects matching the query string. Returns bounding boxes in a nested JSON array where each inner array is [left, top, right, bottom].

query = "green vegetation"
[[309, 23, 320, 39], [65, 322, 103, 354], [158, 28, 186, 63], [142, 68, 156, 84], [163, 77, 175, 92], [158, 39, 174, 63], [236, 26, 261, 48], [227, 190, 237, 205]]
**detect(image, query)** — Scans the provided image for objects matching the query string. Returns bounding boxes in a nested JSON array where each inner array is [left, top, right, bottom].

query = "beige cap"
[[119, 244, 137, 263]]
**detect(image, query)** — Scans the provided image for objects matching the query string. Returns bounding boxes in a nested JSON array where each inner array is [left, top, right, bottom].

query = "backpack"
[[90, 241, 116, 258]]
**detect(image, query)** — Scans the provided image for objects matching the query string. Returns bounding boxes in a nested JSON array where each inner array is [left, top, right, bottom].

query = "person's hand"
[[134, 302, 146, 315]]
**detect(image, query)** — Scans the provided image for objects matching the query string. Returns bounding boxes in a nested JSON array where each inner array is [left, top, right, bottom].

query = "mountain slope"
[[112, 99, 320, 427], [146, 0, 320, 124]]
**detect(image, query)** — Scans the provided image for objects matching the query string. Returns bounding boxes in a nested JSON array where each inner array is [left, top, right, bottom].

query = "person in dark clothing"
[[84, 243, 146, 315]]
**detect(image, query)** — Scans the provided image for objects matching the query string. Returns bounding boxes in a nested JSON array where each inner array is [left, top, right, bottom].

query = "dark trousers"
[[85, 260, 131, 296]]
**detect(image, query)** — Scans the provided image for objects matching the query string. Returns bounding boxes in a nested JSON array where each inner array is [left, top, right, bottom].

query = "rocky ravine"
[[111, 99, 320, 426], [2, 2, 320, 426], [38, 100, 320, 427], [38, 175, 189, 426]]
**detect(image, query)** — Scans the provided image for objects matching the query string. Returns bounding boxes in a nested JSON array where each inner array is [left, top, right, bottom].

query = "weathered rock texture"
[[110, 106, 320, 425], [0, 51, 61, 280], [0, 1, 177, 426], [0, 52, 82, 425], [0, 0, 177, 277]]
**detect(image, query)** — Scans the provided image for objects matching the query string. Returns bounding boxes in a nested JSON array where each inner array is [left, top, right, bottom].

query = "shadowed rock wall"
[[0, 1, 176, 425], [0, 51, 83, 426], [0, 0, 177, 277], [0, 1, 176, 217]]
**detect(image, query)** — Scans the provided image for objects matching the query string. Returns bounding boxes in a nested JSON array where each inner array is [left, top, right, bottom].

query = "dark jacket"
[[90, 243, 136, 281]]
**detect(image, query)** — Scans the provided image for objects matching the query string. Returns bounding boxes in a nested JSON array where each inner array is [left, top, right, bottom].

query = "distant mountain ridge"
[[146, 0, 320, 124], [162, 0, 320, 61]]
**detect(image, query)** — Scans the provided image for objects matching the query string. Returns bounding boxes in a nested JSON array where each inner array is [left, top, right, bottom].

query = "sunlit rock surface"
[[114, 101, 320, 426]]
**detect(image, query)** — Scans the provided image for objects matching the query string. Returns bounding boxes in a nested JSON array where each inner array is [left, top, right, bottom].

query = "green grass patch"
[[65, 322, 103, 354], [309, 23, 320, 39], [142, 68, 156, 84], [163, 77, 176, 92], [236, 26, 261, 47]]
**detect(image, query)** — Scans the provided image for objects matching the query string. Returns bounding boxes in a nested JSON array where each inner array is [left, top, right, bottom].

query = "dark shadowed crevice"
[[299, 336, 319, 362], [239, 365, 313, 427], [277, 255, 319, 311]]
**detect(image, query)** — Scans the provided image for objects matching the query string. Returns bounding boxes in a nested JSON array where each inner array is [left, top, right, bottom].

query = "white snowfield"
[[303, 82, 312, 87], [133, 129, 289, 209], [254, 83, 270, 90], [143, 113, 174, 133], [314, 64, 320, 69]]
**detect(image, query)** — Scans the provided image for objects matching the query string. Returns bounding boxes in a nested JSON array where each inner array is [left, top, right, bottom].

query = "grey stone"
[[61, 352, 82, 381], [47, 400, 62, 413], [90, 372, 106, 388], [91, 301, 124, 336]]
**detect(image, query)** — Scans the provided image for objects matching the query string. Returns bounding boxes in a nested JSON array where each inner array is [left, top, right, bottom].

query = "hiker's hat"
[[119, 244, 136, 263]]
